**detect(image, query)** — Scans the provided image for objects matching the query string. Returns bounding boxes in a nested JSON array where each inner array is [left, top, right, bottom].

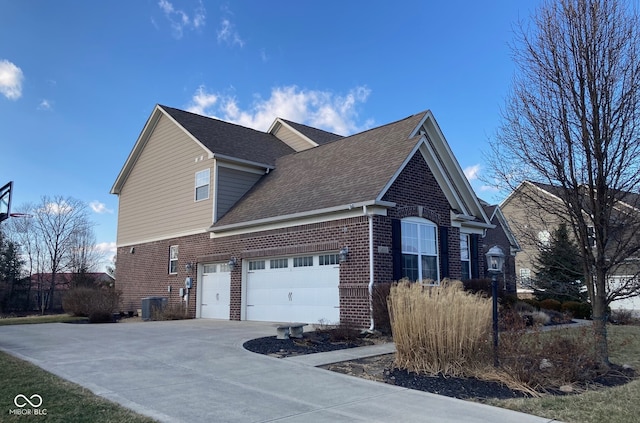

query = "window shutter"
[[470, 234, 480, 279], [391, 219, 402, 281], [439, 226, 449, 279]]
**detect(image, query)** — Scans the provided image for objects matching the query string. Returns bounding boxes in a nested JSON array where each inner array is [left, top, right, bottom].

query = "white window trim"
[[460, 233, 471, 280], [401, 217, 440, 284], [195, 168, 210, 202], [169, 245, 179, 274]]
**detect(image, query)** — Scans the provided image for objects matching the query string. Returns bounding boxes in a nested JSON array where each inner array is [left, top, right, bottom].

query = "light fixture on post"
[[228, 257, 238, 271], [338, 247, 349, 263], [185, 262, 194, 274], [485, 245, 505, 367]]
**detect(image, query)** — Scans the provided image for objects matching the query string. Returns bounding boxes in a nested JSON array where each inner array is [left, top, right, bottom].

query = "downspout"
[[364, 206, 375, 331]]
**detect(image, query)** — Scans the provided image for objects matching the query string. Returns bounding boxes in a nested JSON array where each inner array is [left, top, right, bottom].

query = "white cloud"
[[41, 201, 73, 215], [479, 184, 499, 192], [464, 164, 481, 181], [187, 85, 219, 115], [187, 85, 373, 135], [158, 0, 206, 39], [217, 18, 244, 47], [0, 59, 24, 100], [89, 201, 113, 214], [37, 99, 52, 111], [94, 241, 117, 256]]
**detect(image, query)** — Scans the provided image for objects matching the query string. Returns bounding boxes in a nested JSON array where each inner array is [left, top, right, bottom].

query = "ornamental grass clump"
[[388, 279, 492, 377]]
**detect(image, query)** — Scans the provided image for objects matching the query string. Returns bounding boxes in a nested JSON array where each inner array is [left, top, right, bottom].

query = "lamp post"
[[485, 245, 505, 367]]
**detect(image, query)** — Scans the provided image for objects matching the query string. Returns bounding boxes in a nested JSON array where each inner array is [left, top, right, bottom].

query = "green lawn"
[[0, 314, 88, 326], [0, 350, 156, 423], [487, 325, 640, 423]]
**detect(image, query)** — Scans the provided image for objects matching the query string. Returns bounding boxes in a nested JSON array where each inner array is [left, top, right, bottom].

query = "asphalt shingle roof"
[[279, 119, 344, 145], [160, 105, 295, 166], [214, 111, 428, 228]]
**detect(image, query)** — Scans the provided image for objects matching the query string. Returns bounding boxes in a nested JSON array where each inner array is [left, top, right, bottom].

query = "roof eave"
[[210, 200, 395, 233]]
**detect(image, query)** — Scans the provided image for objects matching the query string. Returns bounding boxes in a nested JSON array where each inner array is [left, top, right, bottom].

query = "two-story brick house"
[[111, 105, 497, 328]]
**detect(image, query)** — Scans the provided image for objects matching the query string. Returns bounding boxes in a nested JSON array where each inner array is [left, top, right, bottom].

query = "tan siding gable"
[[117, 114, 213, 245], [273, 124, 316, 152]]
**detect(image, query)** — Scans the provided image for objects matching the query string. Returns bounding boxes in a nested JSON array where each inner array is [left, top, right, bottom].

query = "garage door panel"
[[246, 257, 340, 324], [201, 264, 230, 319]]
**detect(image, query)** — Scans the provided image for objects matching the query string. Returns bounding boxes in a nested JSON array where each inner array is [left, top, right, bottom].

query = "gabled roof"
[[213, 112, 425, 229], [213, 111, 492, 232], [111, 105, 294, 194], [160, 106, 294, 165], [480, 198, 521, 251], [278, 119, 344, 145]]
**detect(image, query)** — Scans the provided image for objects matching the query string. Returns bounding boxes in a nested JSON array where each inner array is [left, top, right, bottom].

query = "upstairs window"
[[169, 245, 178, 274], [401, 218, 439, 284], [195, 169, 210, 201], [520, 268, 532, 287]]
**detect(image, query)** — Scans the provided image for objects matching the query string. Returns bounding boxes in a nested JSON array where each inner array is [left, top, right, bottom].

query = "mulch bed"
[[243, 330, 377, 358], [244, 330, 637, 400]]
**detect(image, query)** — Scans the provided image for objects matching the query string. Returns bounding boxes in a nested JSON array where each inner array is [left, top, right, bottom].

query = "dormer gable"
[[268, 118, 343, 152]]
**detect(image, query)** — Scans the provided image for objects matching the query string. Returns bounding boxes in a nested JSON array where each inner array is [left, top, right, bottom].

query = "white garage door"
[[201, 263, 231, 319], [246, 254, 340, 324]]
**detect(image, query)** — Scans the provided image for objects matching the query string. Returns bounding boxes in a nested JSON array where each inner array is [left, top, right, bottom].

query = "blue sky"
[[0, 0, 539, 269]]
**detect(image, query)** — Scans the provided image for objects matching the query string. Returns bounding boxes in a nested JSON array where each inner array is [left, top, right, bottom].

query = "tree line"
[[0, 196, 103, 314]]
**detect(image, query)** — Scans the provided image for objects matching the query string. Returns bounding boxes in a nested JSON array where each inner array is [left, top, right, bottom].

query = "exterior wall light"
[[185, 262, 194, 273], [339, 247, 349, 263], [228, 257, 238, 271]]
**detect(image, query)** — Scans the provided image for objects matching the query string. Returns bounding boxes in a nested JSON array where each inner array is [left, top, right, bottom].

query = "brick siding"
[[116, 151, 470, 329]]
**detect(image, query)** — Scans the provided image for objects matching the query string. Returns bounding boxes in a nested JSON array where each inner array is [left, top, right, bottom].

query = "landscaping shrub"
[[539, 298, 562, 312], [315, 320, 361, 342], [514, 301, 536, 314], [388, 279, 492, 376], [520, 298, 540, 309], [371, 282, 392, 335], [88, 311, 115, 323], [62, 287, 121, 319], [528, 310, 551, 326], [609, 309, 638, 325], [498, 318, 598, 390], [561, 301, 591, 319], [150, 302, 190, 320]]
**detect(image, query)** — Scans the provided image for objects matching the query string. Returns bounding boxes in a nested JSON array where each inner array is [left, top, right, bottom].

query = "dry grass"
[[485, 325, 640, 423], [150, 302, 190, 320], [388, 279, 492, 376]]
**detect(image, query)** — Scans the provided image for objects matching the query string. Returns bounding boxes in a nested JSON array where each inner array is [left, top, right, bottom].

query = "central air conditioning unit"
[[141, 296, 168, 321]]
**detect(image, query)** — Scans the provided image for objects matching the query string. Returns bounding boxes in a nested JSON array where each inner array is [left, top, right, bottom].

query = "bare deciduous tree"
[[8, 196, 96, 312], [489, 0, 640, 365]]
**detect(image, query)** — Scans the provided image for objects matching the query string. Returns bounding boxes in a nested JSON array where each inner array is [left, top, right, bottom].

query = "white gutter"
[[365, 205, 375, 331], [210, 200, 395, 233]]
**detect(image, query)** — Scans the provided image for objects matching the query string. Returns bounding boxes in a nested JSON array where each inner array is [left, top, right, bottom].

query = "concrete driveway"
[[0, 319, 557, 423]]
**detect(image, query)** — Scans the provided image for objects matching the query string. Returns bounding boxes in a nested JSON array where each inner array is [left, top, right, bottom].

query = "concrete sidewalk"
[[0, 320, 559, 423]]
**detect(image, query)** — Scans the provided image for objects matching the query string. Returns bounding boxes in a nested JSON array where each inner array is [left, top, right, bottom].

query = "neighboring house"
[[111, 105, 497, 328], [479, 199, 521, 296], [30, 272, 115, 310], [501, 181, 640, 311]]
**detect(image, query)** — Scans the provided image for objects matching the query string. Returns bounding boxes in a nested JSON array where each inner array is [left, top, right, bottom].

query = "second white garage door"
[[246, 254, 340, 324], [201, 263, 231, 319]]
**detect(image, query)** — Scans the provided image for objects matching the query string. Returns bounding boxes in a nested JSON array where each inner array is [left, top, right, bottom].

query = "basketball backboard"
[[0, 181, 13, 223]]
